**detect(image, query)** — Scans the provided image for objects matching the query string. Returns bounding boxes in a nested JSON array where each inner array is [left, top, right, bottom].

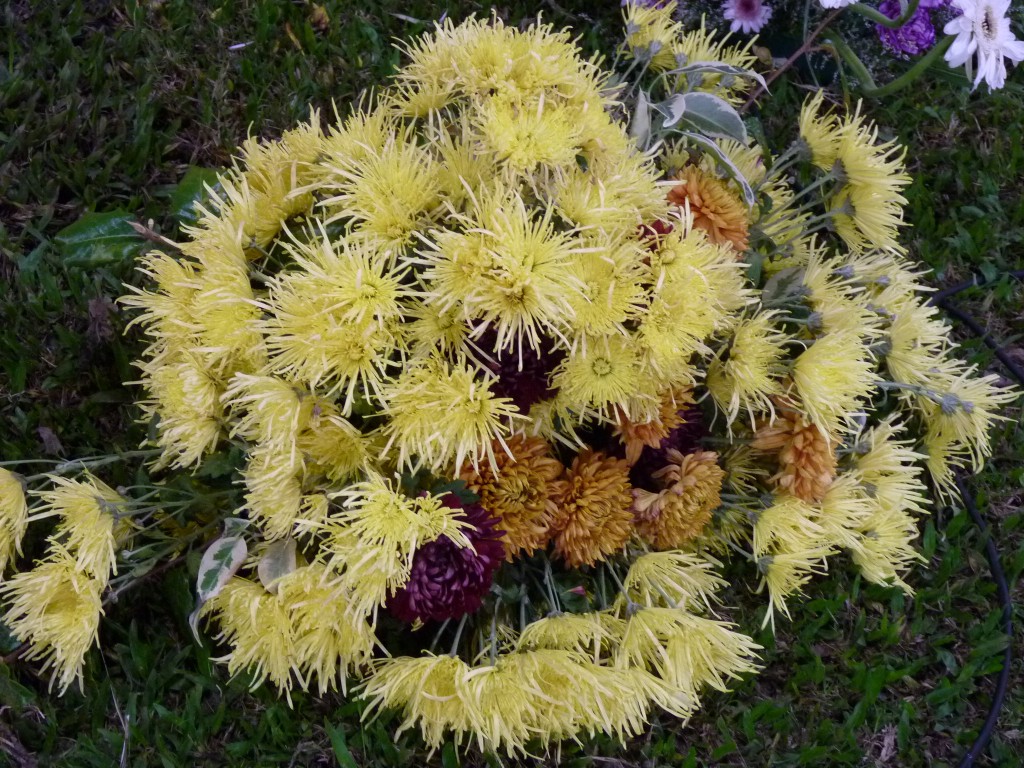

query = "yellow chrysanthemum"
[[0, 548, 104, 693], [138, 349, 224, 469], [475, 94, 583, 175], [34, 474, 129, 581], [205, 577, 297, 692], [517, 611, 624, 659], [750, 494, 824, 560], [419, 192, 584, 353], [757, 542, 833, 629], [707, 313, 788, 427], [797, 90, 842, 171], [379, 357, 524, 472], [275, 564, 377, 693], [549, 450, 634, 568], [553, 335, 645, 420], [320, 129, 443, 251], [1, 468, 29, 573], [619, 551, 727, 611], [790, 331, 877, 435], [624, 2, 683, 72]]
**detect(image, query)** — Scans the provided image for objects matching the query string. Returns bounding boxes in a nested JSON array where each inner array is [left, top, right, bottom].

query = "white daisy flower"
[[944, 0, 1024, 90]]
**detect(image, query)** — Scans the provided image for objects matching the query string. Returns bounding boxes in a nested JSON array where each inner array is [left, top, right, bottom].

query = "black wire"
[[930, 270, 1023, 767], [954, 477, 1014, 768], [929, 268, 1024, 304]]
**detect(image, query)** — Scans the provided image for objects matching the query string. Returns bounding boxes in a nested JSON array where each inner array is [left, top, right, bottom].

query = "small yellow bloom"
[[1, 468, 29, 573]]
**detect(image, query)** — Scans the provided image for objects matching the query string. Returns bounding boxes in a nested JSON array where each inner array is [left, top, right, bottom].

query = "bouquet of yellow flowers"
[[0, 1, 1016, 756]]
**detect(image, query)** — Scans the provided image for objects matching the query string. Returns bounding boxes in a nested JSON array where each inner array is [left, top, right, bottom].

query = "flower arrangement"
[[0, 1, 1018, 756]]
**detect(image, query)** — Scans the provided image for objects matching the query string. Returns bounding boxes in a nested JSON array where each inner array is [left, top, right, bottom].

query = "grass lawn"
[[1, 1, 1023, 765]]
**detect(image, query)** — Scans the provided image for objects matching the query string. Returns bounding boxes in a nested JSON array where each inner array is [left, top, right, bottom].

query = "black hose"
[[954, 477, 1014, 768], [930, 270, 1022, 767]]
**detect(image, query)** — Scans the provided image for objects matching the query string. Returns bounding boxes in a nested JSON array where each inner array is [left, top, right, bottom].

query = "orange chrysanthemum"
[[613, 388, 694, 466], [632, 449, 725, 550], [752, 404, 837, 503], [667, 165, 750, 252], [460, 434, 565, 560], [549, 450, 634, 568]]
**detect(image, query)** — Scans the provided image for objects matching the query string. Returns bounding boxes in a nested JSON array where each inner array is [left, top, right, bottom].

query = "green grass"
[[2, 1, 1023, 766]]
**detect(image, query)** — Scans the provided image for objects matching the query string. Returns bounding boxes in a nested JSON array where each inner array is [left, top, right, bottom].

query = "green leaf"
[[671, 61, 769, 91], [169, 167, 222, 228], [659, 92, 748, 144], [326, 723, 359, 768], [54, 210, 147, 268]]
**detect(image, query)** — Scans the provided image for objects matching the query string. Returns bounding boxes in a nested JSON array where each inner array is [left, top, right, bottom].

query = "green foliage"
[[1, 0, 1022, 766]]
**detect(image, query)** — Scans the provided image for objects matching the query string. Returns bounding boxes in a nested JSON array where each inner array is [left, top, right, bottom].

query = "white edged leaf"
[[257, 538, 297, 594], [670, 61, 768, 91], [661, 92, 748, 143], [187, 520, 250, 640], [630, 89, 652, 151]]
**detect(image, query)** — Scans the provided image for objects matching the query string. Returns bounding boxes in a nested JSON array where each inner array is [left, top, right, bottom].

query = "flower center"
[[739, 0, 760, 15], [981, 5, 998, 41]]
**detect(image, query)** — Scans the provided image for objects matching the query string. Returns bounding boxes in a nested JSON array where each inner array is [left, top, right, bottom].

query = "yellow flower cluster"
[[1, 6, 1017, 757]]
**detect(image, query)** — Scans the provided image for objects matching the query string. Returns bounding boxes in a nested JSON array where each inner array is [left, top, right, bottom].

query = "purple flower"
[[876, 0, 939, 56], [473, 326, 565, 414], [628, 404, 708, 491], [722, 0, 774, 35], [388, 495, 505, 624]]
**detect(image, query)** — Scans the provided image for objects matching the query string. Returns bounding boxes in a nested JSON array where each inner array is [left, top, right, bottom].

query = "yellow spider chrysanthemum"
[[619, 551, 727, 611], [360, 654, 471, 748], [564, 243, 650, 340], [517, 612, 624, 659], [33, 474, 129, 581], [757, 542, 833, 629], [831, 182, 907, 254], [420, 193, 584, 354], [672, 19, 757, 102], [1, 468, 29, 573], [380, 357, 524, 472], [320, 129, 443, 251], [624, 2, 683, 72], [241, 443, 304, 539], [916, 362, 1018, 467], [275, 564, 377, 693], [750, 494, 824, 560], [848, 505, 923, 592], [475, 94, 583, 175], [0, 548, 104, 693], [553, 335, 646, 420], [205, 577, 297, 693], [796, 90, 843, 171], [137, 350, 224, 469], [296, 406, 371, 484], [707, 313, 788, 426], [223, 374, 318, 458], [660, 613, 762, 695], [790, 331, 877, 435]]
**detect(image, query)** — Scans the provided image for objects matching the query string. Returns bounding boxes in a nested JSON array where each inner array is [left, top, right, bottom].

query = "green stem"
[[449, 613, 468, 658], [829, 33, 955, 98], [849, 0, 921, 28]]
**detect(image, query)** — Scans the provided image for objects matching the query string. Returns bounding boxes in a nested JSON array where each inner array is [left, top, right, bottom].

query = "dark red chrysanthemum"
[[475, 327, 565, 413], [629, 404, 708, 491], [388, 495, 505, 624]]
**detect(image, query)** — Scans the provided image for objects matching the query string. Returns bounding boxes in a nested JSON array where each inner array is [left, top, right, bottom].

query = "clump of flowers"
[[0, 2, 1017, 756]]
